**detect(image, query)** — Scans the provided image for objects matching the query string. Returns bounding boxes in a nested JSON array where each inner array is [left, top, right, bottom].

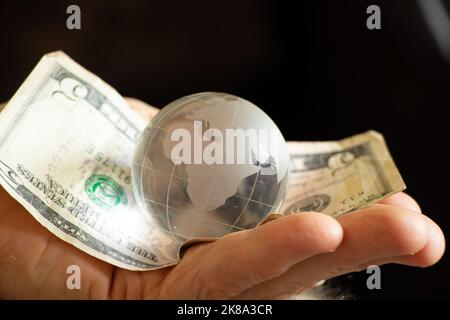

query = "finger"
[[373, 214, 445, 267], [377, 192, 421, 213], [124, 97, 159, 122], [373, 194, 444, 267], [157, 212, 343, 299], [236, 204, 430, 299], [315, 213, 446, 283]]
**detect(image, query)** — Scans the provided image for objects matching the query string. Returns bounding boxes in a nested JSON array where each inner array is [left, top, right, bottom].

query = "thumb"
[[124, 97, 159, 122]]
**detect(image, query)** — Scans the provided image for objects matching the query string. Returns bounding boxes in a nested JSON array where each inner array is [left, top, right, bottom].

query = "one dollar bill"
[[281, 132, 405, 216], [0, 52, 405, 270]]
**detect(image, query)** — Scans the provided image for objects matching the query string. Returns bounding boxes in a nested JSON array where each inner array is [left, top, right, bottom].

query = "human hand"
[[0, 99, 444, 299]]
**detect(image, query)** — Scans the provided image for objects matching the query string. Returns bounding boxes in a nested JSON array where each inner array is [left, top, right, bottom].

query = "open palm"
[[0, 99, 445, 299]]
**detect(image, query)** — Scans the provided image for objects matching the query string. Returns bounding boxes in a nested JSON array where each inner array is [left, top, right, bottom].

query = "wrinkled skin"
[[0, 99, 445, 299]]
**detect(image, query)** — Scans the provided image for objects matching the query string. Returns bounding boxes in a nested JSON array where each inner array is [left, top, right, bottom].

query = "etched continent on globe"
[[132, 92, 289, 239]]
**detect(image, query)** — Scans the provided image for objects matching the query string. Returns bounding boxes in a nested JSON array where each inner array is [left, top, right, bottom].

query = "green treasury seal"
[[85, 174, 128, 209]]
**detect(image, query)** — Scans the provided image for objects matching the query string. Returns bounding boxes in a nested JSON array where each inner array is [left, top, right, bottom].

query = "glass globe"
[[132, 92, 289, 240]]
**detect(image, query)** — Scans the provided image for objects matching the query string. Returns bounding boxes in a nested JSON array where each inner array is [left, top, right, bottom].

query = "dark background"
[[0, 0, 449, 299]]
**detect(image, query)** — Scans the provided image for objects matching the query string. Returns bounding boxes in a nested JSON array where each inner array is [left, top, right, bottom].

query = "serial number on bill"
[[177, 304, 273, 317]]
